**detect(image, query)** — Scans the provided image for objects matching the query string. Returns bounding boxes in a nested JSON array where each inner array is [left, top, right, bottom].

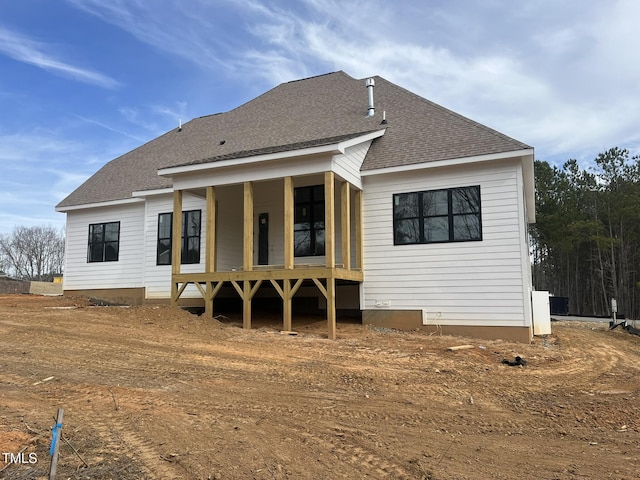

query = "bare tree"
[[0, 225, 65, 281]]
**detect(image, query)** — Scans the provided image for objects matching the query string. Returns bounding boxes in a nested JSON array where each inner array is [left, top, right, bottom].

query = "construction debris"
[[446, 344, 475, 351], [32, 376, 55, 386], [502, 356, 527, 367], [609, 321, 640, 337]]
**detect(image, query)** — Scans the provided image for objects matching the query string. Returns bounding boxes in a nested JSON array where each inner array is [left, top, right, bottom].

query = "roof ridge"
[[285, 70, 349, 84], [196, 112, 223, 119]]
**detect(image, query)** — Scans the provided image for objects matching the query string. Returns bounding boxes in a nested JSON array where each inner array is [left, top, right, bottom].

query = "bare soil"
[[1, 294, 639, 480]]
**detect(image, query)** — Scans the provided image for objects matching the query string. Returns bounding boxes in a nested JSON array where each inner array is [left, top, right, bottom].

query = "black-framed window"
[[393, 186, 482, 245], [88, 221, 120, 262], [294, 185, 325, 256], [156, 210, 201, 265], [157, 213, 172, 265]]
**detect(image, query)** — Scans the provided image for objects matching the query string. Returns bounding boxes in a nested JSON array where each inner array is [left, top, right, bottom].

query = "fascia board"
[[55, 197, 144, 213], [131, 188, 173, 198], [521, 153, 536, 223], [158, 144, 342, 177], [361, 149, 535, 176], [157, 130, 387, 177], [336, 129, 386, 152]]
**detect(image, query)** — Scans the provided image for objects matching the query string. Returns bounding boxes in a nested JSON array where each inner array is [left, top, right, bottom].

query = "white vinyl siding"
[[362, 158, 531, 326], [63, 203, 144, 290], [331, 141, 371, 190], [144, 193, 206, 299]]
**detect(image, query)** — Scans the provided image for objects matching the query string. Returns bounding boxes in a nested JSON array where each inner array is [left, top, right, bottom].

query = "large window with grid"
[[393, 186, 482, 245], [88, 221, 120, 262], [294, 185, 325, 256], [156, 210, 201, 265]]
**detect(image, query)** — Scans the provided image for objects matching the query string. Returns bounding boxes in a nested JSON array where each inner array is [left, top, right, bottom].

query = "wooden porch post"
[[205, 186, 216, 317], [243, 182, 253, 329], [327, 277, 336, 340], [324, 172, 335, 269], [354, 189, 364, 270], [243, 182, 254, 271], [341, 181, 351, 270], [283, 279, 292, 331], [325, 172, 337, 339], [243, 280, 252, 329], [170, 190, 182, 307], [283, 176, 294, 330], [284, 176, 294, 269]]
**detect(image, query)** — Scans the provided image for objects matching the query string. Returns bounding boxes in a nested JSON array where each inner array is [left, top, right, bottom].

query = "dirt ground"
[[0, 295, 639, 480]]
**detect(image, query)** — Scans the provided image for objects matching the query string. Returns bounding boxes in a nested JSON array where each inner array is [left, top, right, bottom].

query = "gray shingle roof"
[[57, 71, 530, 208]]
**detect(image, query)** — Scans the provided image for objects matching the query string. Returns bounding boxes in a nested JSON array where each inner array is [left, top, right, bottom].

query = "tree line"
[[0, 225, 65, 281], [531, 147, 640, 319]]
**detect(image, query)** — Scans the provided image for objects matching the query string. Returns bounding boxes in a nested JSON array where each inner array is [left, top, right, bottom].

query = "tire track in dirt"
[[57, 383, 186, 479]]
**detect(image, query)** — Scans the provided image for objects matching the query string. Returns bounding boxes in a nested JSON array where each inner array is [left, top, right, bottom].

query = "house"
[[56, 71, 536, 342]]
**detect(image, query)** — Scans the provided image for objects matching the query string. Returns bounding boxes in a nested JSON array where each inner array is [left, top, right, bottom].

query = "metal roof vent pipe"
[[366, 78, 375, 117]]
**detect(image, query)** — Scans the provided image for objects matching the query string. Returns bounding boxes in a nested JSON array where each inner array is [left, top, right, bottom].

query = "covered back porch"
[[169, 171, 364, 339]]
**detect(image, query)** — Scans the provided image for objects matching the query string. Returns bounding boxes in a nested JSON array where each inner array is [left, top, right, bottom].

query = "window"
[[182, 210, 201, 264], [157, 213, 172, 265], [294, 185, 325, 256], [393, 186, 481, 245], [88, 222, 120, 262], [156, 210, 202, 265]]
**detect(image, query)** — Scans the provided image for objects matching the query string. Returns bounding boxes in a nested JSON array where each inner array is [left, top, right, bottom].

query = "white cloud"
[[63, 0, 640, 166], [0, 26, 120, 89], [72, 115, 146, 143], [239, 1, 640, 164], [0, 132, 83, 163], [152, 101, 187, 119], [66, 0, 232, 71]]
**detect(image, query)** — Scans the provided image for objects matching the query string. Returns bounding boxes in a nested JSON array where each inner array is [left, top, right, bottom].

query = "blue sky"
[[1, 0, 639, 233]]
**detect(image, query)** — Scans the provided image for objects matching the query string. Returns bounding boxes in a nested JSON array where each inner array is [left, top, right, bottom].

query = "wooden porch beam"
[[243, 181, 254, 271], [324, 171, 335, 269], [173, 267, 363, 283], [341, 181, 351, 270], [284, 176, 294, 269]]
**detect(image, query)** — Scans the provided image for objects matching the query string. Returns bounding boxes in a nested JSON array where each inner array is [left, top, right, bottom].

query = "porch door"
[[258, 212, 269, 265]]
